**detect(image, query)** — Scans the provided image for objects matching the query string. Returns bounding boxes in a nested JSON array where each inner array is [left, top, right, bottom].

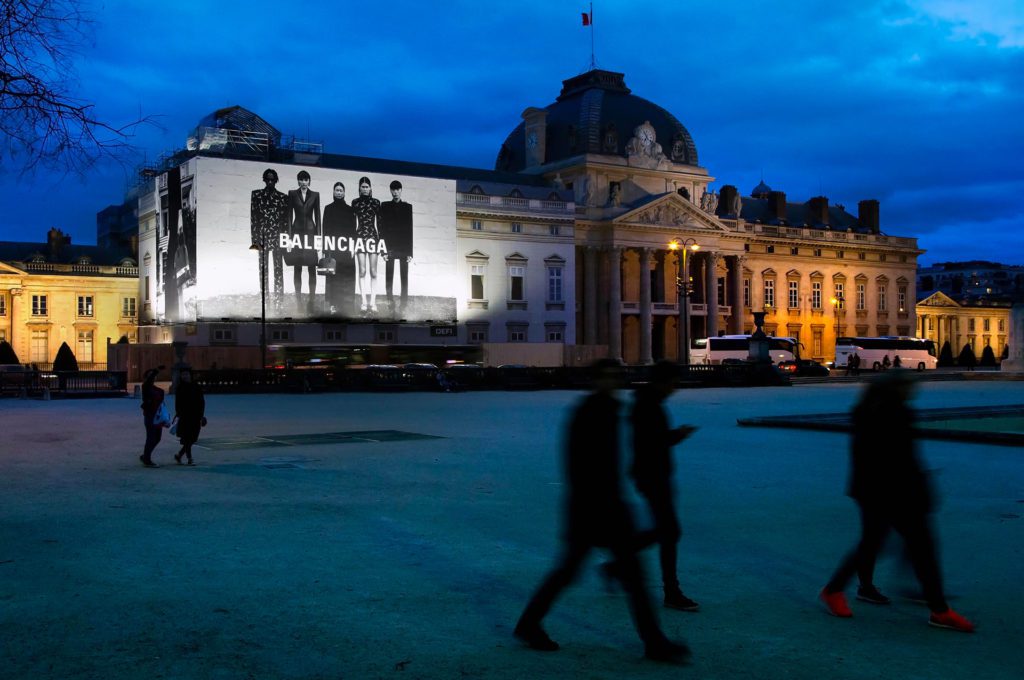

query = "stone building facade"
[[916, 290, 1010, 360]]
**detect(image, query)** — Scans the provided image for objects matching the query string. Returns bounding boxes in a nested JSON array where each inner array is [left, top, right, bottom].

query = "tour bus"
[[690, 335, 801, 365], [835, 336, 937, 371]]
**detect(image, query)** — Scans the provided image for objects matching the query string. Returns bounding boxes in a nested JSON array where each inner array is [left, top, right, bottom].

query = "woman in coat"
[[140, 366, 167, 467], [173, 368, 206, 465]]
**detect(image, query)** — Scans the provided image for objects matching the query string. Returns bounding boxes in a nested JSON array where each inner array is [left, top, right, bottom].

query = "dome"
[[495, 70, 698, 172], [751, 180, 772, 198], [191, 105, 282, 147]]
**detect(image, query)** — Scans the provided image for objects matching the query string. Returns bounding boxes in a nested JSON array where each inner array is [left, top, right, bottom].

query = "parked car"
[[777, 359, 831, 377]]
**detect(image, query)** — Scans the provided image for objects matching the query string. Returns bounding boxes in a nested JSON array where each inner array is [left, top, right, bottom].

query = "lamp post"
[[669, 238, 700, 364], [830, 294, 844, 364], [250, 242, 267, 371]]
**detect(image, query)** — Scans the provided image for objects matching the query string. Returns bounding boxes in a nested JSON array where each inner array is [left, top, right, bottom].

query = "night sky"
[[2, 0, 1021, 266]]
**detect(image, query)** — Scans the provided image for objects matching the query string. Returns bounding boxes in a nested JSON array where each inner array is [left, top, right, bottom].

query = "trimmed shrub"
[[957, 344, 977, 368], [0, 340, 18, 364], [52, 342, 79, 371], [980, 345, 997, 367], [937, 341, 955, 367]]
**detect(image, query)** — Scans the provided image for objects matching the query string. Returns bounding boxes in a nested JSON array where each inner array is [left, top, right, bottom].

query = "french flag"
[[581, 11, 591, 26]]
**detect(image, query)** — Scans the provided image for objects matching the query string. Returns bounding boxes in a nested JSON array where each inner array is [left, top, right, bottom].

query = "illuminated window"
[[30, 329, 48, 363], [834, 282, 845, 309], [77, 330, 94, 364], [77, 295, 94, 317], [898, 285, 907, 312], [788, 280, 799, 309], [968, 318, 975, 332], [122, 297, 137, 317], [743, 278, 750, 307], [32, 294, 47, 316], [509, 265, 525, 301], [999, 319, 1005, 332], [811, 281, 822, 309], [857, 283, 866, 310], [877, 284, 887, 311], [813, 328, 823, 357], [763, 279, 775, 308], [470, 265, 485, 300], [984, 318, 990, 332], [0, 295, 6, 316]]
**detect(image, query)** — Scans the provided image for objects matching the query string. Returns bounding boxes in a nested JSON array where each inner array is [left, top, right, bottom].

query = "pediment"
[[0, 261, 26, 275], [614, 193, 727, 231], [918, 291, 960, 308]]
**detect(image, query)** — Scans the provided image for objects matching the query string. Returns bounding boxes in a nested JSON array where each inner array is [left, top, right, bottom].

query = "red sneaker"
[[929, 609, 975, 633], [820, 588, 853, 617]]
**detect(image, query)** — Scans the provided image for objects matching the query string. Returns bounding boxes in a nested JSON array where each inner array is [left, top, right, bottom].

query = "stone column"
[[607, 247, 622, 361], [704, 251, 720, 338], [583, 246, 598, 345], [639, 247, 653, 365], [729, 255, 745, 334]]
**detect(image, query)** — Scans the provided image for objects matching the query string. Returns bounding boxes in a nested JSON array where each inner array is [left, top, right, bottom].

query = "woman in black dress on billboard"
[[351, 176, 381, 313]]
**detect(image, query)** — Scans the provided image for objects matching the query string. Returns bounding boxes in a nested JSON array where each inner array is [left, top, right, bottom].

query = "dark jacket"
[[250, 187, 288, 248], [630, 384, 687, 496], [378, 199, 413, 257], [848, 397, 932, 513], [322, 199, 356, 258], [141, 382, 165, 422], [174, 381, 206, 444], [564, 391, 634, 545], [288, 188, 321, 265]]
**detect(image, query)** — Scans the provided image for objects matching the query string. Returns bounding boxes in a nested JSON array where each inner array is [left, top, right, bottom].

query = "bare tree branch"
[[0, 0, 151, 175]]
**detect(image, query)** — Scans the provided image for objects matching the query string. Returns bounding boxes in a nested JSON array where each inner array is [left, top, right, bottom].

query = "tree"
[[957, 344, 977, 369], [937, 341, 954, 367], [52, 341, 78, 371], [116, 334, 129, 344], [0, 339, 19, 364], [979, 345, 997, 368], [1001, 344, 1009, 361], [0, 0, 147, 173]]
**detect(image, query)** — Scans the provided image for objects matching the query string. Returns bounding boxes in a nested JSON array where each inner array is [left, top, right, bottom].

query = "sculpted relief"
[[625, 120, 672, 170]]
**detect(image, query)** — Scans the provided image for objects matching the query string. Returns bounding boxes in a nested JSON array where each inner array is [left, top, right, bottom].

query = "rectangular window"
[[858, 252, 866, 260], [547, 266, 563, 302], [471, 220, 482, 231], [468, 326, 488, 343], [718, 277, 726, 306], [835, 282, 844, 309], [813, 329, 823, 357], [879, 254, 887, 262], [790, 247, 799, 256], [376, 329, 395, 342], [324, 329, 345, 342], [812, 281, 822, 309], [857, 283, 866, 310], [877, 285, 887, 311], [32, 294, 47, 316], [743, 278, 750, 307], [270, 328, 292, 342], [766, 245, 775, 254], [984, 318, 990, 332], [30, 329, 48, 363], [470, 265, 485, 300], [0, 295, 6, 315], [212, 327, 236, 343], [77, 330, 94, 364], [898, 285, 907, 312], [835, 250, 842, 259], [122, 297, 137, 317], [509, 265, 525, 301], [546, 328, 564, 342], [788, 280, 799, 309], [508, 327, 527, 342], [999, 319, 1006, 332], [968, 318, 975, 332], [144, 276, 151, 302], [763, 279, 775, 308], [511, 222, 522, 233], [77, 295, 94, 317], [549, 225, 560, 236], [814, 249, 822, 257]]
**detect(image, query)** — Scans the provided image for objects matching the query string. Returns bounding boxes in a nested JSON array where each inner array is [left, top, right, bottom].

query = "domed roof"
[[751, 180, 772, 198], [495, 70, 698, 172]]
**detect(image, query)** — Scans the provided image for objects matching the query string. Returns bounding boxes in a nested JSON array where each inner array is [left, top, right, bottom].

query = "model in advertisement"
[[250, 168, 289, 309], [173, 185, 197, 321], [378, 179, 413, 316], [287, 170, 321, 314], [351, 176, 381, 313], [322, 181, 357, 315]]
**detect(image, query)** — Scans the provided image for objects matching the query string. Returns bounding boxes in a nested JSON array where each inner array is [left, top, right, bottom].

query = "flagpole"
[[590, 2, 596, 70]]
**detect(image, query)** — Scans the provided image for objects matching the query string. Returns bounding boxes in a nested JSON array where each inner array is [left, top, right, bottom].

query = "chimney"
[[807, 196, 829, 227], [46, 227, 70, 259], [858, 199, 880, 233], [767, 191, 787, 224], [521, 107, 548, 169], [718, 185, 739, 217]]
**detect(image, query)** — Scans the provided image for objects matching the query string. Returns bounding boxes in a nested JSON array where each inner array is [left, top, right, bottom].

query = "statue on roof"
[[625, 121, 670, 170]]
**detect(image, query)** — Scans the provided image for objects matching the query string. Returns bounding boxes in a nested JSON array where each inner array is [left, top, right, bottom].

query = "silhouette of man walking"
[[820, 371, 974, 632], [514, 359, 690, 663]]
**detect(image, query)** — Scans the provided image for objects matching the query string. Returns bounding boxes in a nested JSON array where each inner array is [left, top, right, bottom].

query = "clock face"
[[639, 126, 653, 144], [527, 131, 538, 149]]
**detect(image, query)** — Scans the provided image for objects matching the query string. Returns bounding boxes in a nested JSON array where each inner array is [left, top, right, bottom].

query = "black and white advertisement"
[[147, 157, 457, 324]]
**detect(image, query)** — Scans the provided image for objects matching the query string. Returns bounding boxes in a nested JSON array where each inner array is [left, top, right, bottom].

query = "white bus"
[[835, 336, 937, 371], [690, 335, 801, 365]]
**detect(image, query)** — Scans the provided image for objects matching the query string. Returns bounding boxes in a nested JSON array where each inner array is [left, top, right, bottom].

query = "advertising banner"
[[149, 156, 458, 323]]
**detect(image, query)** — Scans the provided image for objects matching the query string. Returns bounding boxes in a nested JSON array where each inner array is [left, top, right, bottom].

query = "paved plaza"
[[1, 381, 1022, 679]]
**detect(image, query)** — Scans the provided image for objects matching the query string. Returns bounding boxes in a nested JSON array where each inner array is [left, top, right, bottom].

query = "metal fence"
[[0, 371, 128, 398]]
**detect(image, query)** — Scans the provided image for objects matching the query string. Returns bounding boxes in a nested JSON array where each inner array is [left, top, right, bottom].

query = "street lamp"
[[250, 242, 267, 371], [669, 238, 700, 364], [830, 294, 844, 363]]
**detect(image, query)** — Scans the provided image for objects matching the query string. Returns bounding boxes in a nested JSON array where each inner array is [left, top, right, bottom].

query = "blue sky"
[[2, 0, 1022, 266]]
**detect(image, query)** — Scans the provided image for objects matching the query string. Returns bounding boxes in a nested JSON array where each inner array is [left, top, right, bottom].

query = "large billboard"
[[149, 156, 458, 324]]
